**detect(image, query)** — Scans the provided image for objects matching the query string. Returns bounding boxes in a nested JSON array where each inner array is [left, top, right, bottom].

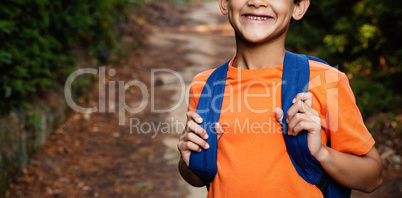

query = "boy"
[[177, 0, 382, 197]]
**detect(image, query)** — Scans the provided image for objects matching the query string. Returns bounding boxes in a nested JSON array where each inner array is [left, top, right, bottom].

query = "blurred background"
[[0, 0, 400, 197]]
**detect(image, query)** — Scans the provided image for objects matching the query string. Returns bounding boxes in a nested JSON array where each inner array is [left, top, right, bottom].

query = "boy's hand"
[[275, 92, 324, 158], [177, 111, 225, 167]]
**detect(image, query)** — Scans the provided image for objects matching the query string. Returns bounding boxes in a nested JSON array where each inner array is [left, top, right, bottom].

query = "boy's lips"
[[242, 13, 274, 22]]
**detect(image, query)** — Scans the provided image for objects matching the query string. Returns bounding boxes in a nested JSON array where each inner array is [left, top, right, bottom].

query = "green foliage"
[[0, 0, 129, 114], [287, 0, 402, 116], [11, 140, 27, 171], [26, 112, 41, 132], [349, 77, 401, 116], [135, 182, 154, 191]]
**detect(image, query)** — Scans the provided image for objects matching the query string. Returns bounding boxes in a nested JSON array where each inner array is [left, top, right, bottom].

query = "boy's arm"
[[315, 144, 382, 193], [178, 157, 206, 187], [177, 81, 209, 187], [177, 111, 225, 187], [276, 91, 382, 193], [314, 73, 382, 192], [177, 111, 209, 187]]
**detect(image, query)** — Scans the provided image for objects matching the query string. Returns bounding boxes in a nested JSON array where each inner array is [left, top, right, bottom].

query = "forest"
[[0, 0, 400, 197]]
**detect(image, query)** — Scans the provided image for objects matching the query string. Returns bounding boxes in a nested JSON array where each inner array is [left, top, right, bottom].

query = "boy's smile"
[[242, 13, 274, 23], [219, 0, 305, 44]]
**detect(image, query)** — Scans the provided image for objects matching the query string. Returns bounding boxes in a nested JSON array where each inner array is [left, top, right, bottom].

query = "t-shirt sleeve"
[[188, 80, 198, 113], [186, 77, 205, 124], [326, 73, 375, 155]]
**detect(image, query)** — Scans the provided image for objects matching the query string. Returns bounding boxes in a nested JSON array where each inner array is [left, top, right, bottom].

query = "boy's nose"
[[248, 0, 269, 8]]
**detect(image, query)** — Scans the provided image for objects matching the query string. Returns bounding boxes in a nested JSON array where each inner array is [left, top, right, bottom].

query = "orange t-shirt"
[[187, 57, 375, 198]]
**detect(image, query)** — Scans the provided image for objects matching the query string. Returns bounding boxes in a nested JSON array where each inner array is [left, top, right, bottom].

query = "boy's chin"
[[239, 34, 270, 44]]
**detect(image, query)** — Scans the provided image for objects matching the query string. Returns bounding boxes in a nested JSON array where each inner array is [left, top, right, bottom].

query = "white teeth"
[[247, 16, 268, 21]]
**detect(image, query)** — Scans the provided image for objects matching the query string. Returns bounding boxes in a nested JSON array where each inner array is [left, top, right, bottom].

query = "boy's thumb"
[[275, 107, 284, 123], [215, 122, 225, 140]]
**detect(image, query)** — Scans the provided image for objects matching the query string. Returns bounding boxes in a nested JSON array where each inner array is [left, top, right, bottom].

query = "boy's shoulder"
[[308, 59, 348, 82], [309, 59, 339, 73], [192, 68, 216, 82]]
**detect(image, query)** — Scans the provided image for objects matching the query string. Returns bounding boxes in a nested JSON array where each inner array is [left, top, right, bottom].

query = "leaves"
[[0, 0, 129, 114], [287, 0, 402, 116]]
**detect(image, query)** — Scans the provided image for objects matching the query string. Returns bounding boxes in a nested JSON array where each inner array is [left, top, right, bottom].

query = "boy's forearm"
[[178, 157, 206, 187], [315, 145, 382, 193]]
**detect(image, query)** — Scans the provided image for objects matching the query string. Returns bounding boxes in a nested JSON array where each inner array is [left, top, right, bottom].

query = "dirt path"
[[148, 2, 235, 197], [5, 1, 234, 198]]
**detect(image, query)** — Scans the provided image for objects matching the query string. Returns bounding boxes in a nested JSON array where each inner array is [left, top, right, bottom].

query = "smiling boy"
[[177, 0, 382, 197]]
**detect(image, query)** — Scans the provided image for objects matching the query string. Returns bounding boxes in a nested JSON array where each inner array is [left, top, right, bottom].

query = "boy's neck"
[[233, 35, 286, 70]]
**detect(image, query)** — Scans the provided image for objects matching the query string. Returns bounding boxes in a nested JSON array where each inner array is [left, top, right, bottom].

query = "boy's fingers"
[[287, 113, 297, 135], [287, 99, 318, 123], [180, 141, 201, 153], [185, 132, 210, 150], [186, 111, 203, 124], [186, 120, 208, 139], [292, 120, 317, 136], [287, 100, 305, 122], [287, 113, 306, 135], [287, 112, 321, 136], [215, 122, 225, 140], [275, 107, 284, 123], [293, 92, 313, 107], [291, 121, 307, 136]]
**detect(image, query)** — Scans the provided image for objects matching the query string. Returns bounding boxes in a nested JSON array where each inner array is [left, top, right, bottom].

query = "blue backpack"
[[189, 51, 351, 198]]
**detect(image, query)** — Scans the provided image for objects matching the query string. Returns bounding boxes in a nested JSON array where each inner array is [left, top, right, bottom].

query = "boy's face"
[[219, 0, 309, 44]]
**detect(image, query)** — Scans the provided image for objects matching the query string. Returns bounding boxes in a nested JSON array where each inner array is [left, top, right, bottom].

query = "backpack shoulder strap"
[[281, 51, 324, 183], [282, 51, 351, 198], [189, 59, 230, 184]]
